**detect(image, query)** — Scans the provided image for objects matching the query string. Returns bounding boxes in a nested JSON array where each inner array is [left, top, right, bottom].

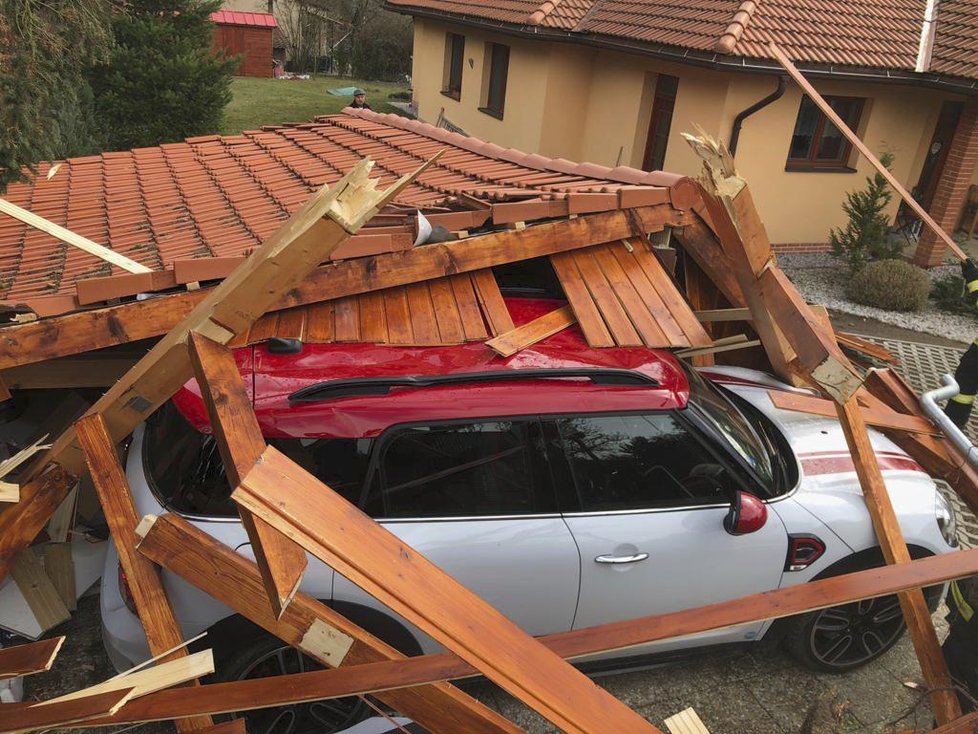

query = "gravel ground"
[[779, 254, 974, 345]]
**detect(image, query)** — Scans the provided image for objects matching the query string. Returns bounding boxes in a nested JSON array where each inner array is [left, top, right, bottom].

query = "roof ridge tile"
[[717, 0, 759, 53]]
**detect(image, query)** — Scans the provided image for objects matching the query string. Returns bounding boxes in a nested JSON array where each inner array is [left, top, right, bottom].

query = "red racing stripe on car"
[[799, 452, 924, 476]]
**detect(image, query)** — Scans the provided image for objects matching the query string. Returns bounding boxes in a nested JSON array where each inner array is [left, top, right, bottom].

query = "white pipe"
[[920, 374, 978, 468]]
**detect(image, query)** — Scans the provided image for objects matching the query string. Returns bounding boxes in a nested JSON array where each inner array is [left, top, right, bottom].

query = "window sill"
[[784, 163, 858, 173], [440, 89, 461, 101], [479, 106, 504, 120]]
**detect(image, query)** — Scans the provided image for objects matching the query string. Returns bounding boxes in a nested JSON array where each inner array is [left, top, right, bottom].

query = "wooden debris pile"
[[1, 56, 978, 734]]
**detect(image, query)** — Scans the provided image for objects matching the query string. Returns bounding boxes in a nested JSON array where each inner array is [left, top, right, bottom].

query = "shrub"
[[846, 259, 930, 312], [830, 152, 901, 273], [931, 272, 974, 315]]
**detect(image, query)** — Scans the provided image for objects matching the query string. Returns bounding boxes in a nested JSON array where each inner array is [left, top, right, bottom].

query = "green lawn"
[[220, 76, 411, 135]]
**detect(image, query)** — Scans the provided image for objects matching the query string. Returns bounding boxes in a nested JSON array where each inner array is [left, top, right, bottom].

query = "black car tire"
[[783, 592, 907, 672], [215, 633, 373, 734]]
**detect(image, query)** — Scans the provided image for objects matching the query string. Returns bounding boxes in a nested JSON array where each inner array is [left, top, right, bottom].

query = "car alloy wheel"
[[232, 645, 371, 734], [807, 594, 905, 669]]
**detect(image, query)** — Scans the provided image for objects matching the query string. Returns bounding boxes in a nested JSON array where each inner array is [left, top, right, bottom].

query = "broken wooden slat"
[[768, 390, 939, 436], [450, 274, 489, 341], [629, 241, 712, 347], [471, 269, 515, 336], [836, 332, 897, 364], [0, 483, 17, 503], [694, 308, 752, 322], [925, 712, 978, 733], [672, 212, 746, 308], [232, 445, 662, 734], [486, 306, 577, 358], [607, 241, 687, 346], [188, 332, 305, 619], [46, 486, 77, 544], [591, 244, 673, 346], [0, 465, 75, 580], [0, 637, 64, 679], [0, 688, 134, 733], [383, 287, 414, 344], [11, 548, 70, 633], [136, 513, 524, 734], [0, 205, 685, 371], [676, 338, 761, 359], [405, 282, 440, 344], [3, 356, 138, 389], [834, 397, 961, 724], [664, 708, 711, 734], [42, 542, 76, 611], [570, 249, 643, 346], [428, 278, 466, 344], [358, 291, 389, 344], [333, 296, 361, 342], [304, 301, 335, 343], [0, 197, 151, 275], [550, 252, 615, 348], [75, 413, 213, 732], [83, 545, 978, 727], [274, 308, 306, 341]]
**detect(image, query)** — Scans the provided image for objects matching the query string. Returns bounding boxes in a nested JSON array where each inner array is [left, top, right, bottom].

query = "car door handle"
[[594, 552, 649, 564]]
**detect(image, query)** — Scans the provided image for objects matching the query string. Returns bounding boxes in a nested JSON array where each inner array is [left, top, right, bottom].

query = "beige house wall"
[[410, 20, 973, 244]]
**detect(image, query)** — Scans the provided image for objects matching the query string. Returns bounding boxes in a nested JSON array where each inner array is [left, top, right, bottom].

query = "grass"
[[220, 76, 411, 135]]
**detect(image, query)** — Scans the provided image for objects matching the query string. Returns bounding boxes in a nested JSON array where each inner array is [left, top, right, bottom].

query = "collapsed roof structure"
[[3, 56, 978, 734]]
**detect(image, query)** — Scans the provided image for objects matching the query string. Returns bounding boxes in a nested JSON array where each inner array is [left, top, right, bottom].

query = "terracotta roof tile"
[[931, 0, 978, 77], [0, 109, 678, 314]]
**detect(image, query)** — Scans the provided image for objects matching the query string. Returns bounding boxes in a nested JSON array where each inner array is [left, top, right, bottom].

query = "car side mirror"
[[723, 490, 768, 536]]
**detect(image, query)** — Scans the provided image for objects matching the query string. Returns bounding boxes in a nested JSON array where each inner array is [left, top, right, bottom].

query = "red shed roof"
[[210, 10, 277, 28]]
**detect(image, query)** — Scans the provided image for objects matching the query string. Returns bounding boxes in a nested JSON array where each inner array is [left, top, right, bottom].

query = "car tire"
[[783, 592, 907, 672], [215, 632, 373, 734]]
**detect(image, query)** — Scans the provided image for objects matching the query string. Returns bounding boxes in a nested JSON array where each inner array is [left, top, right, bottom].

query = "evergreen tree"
[[0, 0, 113, 191], [829, 152, 901, 274], [88, 0, 239, 151]]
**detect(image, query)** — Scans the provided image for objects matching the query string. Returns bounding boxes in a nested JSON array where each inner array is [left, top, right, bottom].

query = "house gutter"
[[393, 7, 978, 96], [729, 76, 786, 156]]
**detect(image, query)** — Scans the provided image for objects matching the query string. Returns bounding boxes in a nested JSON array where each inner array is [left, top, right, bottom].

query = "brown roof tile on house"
[[0, 109, 681, 316], [387, 0, 978, 82]]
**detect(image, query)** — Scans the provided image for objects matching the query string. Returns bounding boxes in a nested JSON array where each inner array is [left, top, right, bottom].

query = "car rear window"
[[143, 402, 372, 517]]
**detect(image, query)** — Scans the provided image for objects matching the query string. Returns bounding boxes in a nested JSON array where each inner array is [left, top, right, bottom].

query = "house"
[[386, 0, 978, 265], [211, 10, 277, 77]]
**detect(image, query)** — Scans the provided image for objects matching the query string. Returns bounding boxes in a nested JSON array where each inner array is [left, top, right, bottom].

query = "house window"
[[642, 74, 679, 172], [442, 33, 465, 100], [787, 95, 865, 170], [480, 43, 510, 119]]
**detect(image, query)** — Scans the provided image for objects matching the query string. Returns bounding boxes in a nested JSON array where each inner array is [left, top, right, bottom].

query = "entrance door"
[[914, 101, 963, 209], [642, 75, 679, 172]]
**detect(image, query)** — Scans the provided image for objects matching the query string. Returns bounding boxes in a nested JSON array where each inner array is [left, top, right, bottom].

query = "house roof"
[[0, 109, 684, 317], [386, 0, 978, 82], [210, 10, 278, 28]]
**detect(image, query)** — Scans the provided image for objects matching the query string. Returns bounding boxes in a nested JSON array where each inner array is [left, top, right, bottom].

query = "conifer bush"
[[830, 153, 901, 274], [846, 259, 930, 312]]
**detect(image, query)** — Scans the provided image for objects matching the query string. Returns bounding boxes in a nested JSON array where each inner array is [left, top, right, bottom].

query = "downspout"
[[729, 76, 787, 156]]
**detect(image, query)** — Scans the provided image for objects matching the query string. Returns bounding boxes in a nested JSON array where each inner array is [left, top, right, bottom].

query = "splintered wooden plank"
[[450, 275, 489, 341], [471, 269, 515, 336], [550, 253, 615, 348], [569, 250, 642, 346], [486, 307, 577, 358], [333, 297, 361, 342], [136, 513, 523, 734], [0, 465, 75, 582], [275, 308, 307, 341], [232, 446, 661, 734], [0, 688, 134, 733], [383, 287, 414, 344], [75, 413, 213, 733], [664, 708, 710, 734], [428, 278, 466, 344], [90, 544, 978, 728], [188, 332, 306, 619], [602, 243, 684, 346], [0, 636, 64, 679], [11, 549, 70, 633], [42, 542, 76, 611], [405, 283, 440, 344], [247, 313, 280, 344], [358, 292, 389, 344], [303, 301, 335, 343], [768, 391, 938, 436], [834, 397, 961, 724], [590, 244, 673, 347], [629, 241, 711, 347]]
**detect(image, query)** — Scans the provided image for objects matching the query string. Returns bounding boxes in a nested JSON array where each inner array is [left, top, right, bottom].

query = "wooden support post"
[[75, 413, 213, 732], [834, 398, 961, 724], [136, 513, 524, 734], [233, 446, 663, 734], [76, 546, 978, 728], [187, 332, 305, 618]]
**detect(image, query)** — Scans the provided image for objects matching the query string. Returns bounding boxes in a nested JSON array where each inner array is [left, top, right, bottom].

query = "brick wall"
[[213, 25, 273, 77], [773, 242, 833, 254], [914, 98, 978, 267]]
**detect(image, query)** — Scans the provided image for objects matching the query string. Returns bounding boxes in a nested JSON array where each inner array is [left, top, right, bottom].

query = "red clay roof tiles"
[[0, 109, 679, 315], [388, 0, 978, 81]]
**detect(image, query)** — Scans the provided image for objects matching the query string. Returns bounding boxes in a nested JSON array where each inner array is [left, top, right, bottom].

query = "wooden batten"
[[11, 548, 70, 633], [0, 688, 135, 733], [486, 306, 577, 357], [135, 512, 523, 734], [0, 636, 64, 679]]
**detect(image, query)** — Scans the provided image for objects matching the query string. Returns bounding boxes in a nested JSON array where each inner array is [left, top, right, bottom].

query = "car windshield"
[[684, 367, 775, 491]]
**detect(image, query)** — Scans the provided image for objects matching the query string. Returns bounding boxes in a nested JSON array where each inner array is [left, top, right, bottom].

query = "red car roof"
[[174, 298, 690, 438]]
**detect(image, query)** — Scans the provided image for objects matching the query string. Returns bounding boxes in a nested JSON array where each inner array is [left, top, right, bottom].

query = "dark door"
[[642, 75, 679, 172], [914, 101, 963, 209]]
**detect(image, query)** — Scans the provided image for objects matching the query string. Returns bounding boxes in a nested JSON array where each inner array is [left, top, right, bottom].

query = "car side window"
[[556, 413, 732, 512], [366, 419, 556, 518]]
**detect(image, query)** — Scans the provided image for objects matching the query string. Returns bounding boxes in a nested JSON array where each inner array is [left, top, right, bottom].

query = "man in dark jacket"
[[350, 89, 371, 110], [944, 575, 978, 712], [945, 258, 978, 429]]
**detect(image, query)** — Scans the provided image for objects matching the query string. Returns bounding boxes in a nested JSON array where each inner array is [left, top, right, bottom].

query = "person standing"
[[350, 88, 371, 110], [943, 575, 978, 713], [945, 258, 978, 429]]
